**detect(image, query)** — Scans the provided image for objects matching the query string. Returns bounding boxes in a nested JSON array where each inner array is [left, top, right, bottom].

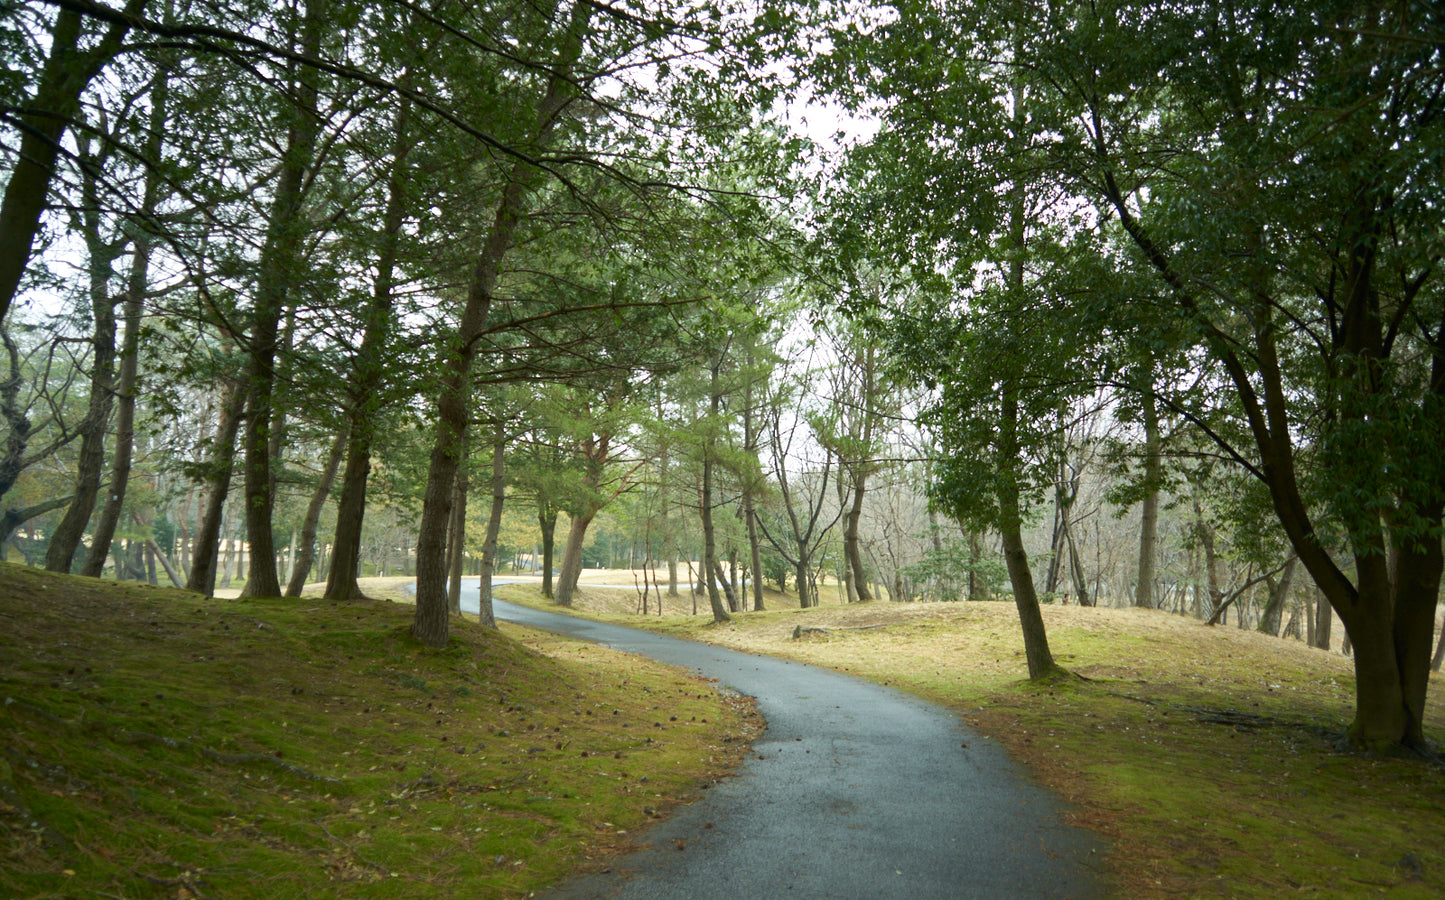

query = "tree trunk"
[[744, 502, 764, 611], [0, 5, 135, 325], [699, 446, 732, 623], [794, 555, 813, 608], [240, 0, 325, 600], [999, 386, 1060, 680], [284, 429, 346, 596], [967, 531, 986, 601], [838, 479, 857, 603], [1067, 525, 1091, 607], [1430, 613, 1445, 673], [147, 539, 183, 589], [1135, 388, 1162, 608], [186, 379, 246, 595], [553, 508, 597, 608], [712, 559, 739, 615], [46, 156, 121, 573], [82, 178, 157, 577], [1193, 494, 1222, 619], [538, 501, 557, 599], [0, 330, 32, 505], [219, 515, 233, 589], [322, 94, 411, 602], [446, 441, 470, 617], [475, 426, 506, 628], [1257, 555, 1298, 637], [741, 362, 764, 611], [413, 1, 592, 647]]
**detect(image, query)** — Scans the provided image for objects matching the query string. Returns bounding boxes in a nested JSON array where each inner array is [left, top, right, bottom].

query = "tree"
[[813, 314, 901, 603], [696, 349, 734, 623], [824, 0, 1445, 744], [411, 0, 596, 645], [757, 354, 840, 609], [0, 3, 139, 325], [237, 0, 328, 600], [81, 55, 174, 579]]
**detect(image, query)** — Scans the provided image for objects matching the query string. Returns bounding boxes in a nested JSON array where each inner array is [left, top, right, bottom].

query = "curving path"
[[459, 583, 1104, 899]]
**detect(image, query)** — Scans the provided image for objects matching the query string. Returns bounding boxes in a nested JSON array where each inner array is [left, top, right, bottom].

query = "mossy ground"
[[0, 564, 760, 899], [501, 579, 1445, 899]]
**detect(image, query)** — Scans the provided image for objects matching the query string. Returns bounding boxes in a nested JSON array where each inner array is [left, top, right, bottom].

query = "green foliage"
[[900, 537, 1008, 602]]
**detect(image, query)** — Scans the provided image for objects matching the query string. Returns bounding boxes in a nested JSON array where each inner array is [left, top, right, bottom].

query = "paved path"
[[460, 584, 1104, 899]]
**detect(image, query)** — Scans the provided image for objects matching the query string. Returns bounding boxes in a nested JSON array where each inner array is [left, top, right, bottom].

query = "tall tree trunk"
[[999, 78, 1059, 678], [658, 441, 680, 598], [1066, 524, 1091, 607], [186, 379, 246, 595], [446, 442, 469, 617], [1193, 494, 1222, 619], [1257, 555, 1298, 638], [323, 94, 411, 601], [538, 500, 557, 599], [553, 508, 597, 608], [0, 4, 136, 325], [741, 360, 764, 611], [46, 140, 122, 573], [699, 368, 732, 623], [413, 0, 592, 647], [82, 77, 164, 576], [1135, 388, 1162, 608], [284, 429, 346, 596], [999, 388, 1060, 680], [0, 330, 32, 505], [475, 425, 506, 628], [843, 343, 878, 602], [219, 512, 233, 589], [240, 0, 325, 600]]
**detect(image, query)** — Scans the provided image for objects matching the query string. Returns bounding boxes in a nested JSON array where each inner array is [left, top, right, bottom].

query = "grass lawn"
[[0, 564, 759, 899]]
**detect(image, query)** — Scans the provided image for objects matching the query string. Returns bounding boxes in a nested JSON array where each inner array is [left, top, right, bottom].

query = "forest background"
[[2, 0, 1443, 755]]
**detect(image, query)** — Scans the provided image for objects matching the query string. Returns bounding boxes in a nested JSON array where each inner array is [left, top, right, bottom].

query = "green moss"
[[0, 564, 759, 899]]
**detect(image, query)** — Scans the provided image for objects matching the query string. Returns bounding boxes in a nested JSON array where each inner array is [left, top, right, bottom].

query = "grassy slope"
[[0, 564, 760, 899], [501, 580, 1445, 899]]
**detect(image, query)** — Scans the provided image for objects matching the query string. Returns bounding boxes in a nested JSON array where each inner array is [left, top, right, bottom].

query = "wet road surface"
[[463, 586, 1104, 899]]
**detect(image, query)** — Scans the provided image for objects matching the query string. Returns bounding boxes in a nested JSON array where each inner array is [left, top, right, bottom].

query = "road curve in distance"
[[484, 596, 1105, 900]]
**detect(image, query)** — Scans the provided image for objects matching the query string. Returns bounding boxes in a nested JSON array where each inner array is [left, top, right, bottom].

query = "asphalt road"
[[459, 583, 1105, 899]]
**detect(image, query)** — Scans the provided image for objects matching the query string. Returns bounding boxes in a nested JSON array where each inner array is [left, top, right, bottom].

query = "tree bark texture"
[[323, 91, 411, 601], [553, 508, 596, 608], [699, 365, 732, 623], [83, 61, 171, 577], [538, 501, 557, 599], [82, 227, 154, 577]]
